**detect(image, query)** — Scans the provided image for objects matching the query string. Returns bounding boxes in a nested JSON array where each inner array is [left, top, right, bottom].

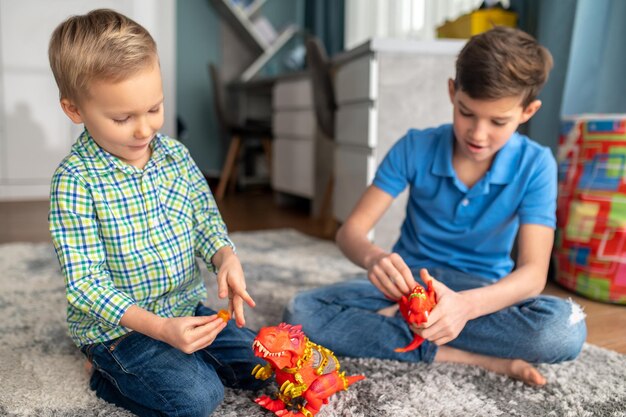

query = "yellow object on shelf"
[[437, 8, 517, 39]]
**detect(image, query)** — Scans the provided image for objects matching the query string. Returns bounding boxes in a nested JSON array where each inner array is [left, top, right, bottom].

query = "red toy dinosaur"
[[251, 323, 365, 417], [395, 269, 438, 353]]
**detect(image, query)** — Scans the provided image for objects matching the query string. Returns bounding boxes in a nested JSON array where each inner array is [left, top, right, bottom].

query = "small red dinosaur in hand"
[[395, 269, 438, 353], [251, 323, 365, 417]]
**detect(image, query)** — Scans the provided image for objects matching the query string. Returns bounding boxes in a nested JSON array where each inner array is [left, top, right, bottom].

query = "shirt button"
[[461, 198, 470, 206]]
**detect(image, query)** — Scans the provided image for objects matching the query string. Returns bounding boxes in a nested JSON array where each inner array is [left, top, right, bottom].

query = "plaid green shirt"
[[49, 130, 233, 347]]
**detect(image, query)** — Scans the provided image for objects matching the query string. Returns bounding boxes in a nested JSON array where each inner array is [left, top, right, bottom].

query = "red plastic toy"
[[395, 273, 437, 353], [251, 323, 365, 417]]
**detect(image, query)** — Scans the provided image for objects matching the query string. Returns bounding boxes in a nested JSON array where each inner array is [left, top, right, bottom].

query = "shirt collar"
[[431, 125, 455, 177], [431, 125, 521, 185], [489, 132, 521, 184], [73, 129, 180, 177]]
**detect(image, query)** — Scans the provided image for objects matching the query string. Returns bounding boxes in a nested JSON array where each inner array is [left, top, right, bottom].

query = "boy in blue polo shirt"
[[284, 27, 586, 386]]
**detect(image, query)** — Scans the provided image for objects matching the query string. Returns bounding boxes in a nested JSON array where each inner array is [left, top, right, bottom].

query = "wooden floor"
[[1, 188, 624, 354]]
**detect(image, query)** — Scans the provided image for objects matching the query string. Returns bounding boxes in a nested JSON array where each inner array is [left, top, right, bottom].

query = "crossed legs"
[[284, 268, 587, 386]]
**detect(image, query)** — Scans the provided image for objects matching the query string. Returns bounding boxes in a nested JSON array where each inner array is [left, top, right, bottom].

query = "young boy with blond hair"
[[48, 9, 265, 416], [285, 26, 587, 386]]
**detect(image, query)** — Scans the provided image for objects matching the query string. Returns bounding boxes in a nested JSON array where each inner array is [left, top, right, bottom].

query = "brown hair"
[[454, 26, 553, 107], [48, 9, 157, 102]]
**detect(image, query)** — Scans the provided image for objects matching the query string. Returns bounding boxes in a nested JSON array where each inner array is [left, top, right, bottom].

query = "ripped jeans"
[[283, 267, 587, 365]]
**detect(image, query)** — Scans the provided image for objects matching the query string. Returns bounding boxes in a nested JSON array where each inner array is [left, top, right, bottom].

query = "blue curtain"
[[561, 0, 626, 116], [512, 0, 626, 152], [304, 0, 345, 57]]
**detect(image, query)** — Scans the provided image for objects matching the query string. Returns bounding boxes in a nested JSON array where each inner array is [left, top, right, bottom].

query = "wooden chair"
[[305, 37, 337, 233], [208, 63, 273, 200]]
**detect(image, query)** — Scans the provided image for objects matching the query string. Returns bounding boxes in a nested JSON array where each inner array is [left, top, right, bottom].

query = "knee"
[[523, 297, 587, 363], [283, 290, 321, 325], [175, 383, 224, 417], [282, 279, 373, 325]]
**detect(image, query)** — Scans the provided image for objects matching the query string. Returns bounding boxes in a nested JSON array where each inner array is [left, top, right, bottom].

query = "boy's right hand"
[[366, 252, 417, 300], [158, 315, 227, 354]]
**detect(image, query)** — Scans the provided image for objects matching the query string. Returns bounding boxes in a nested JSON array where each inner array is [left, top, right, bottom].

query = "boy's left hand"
[[410, 275, 472, 346], [213, 247, 255, 328]]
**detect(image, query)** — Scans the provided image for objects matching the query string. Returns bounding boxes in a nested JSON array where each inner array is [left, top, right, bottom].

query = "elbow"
[[335, 222, 350, 253], [523, 266, 549, 298], [514, 255, 551, 297], [529, 282, 546, 298], [335, 220, 360, 250], [535, 276, 549, 296], [335, 222, 346, 245]]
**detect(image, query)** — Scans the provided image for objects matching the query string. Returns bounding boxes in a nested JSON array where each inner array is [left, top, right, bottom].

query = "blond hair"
[[455, 26, 553, 108], [48, 9, 157, 101]]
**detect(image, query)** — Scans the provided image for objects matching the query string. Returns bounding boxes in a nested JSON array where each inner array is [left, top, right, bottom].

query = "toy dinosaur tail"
[[345, 374, 366, 388], [394, 335, 425, 353]]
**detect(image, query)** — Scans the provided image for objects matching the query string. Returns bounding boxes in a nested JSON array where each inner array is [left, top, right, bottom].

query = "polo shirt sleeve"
[[518, 147, 557, 228], [49, 169, 135, 328], [183, 149, 234, 272], [372, 132, 415, 197]]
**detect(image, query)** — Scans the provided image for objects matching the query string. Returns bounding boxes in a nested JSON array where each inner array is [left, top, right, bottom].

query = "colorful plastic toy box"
[[554, 114, 626, 304]]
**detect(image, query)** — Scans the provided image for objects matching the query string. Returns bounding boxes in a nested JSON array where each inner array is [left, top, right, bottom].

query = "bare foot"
[[84, 359, 94, 376], [377, 304, 399, 317], [507, 359, 546, 386], [435, 346, 546, 386]]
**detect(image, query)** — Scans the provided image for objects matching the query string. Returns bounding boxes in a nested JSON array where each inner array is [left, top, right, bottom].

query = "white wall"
[[344, 0, 483, 49], [0, 0, 176, 201]]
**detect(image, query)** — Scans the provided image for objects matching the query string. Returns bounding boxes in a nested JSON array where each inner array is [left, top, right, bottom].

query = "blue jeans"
[[283, 268, 587, 365], [81, 304, 268, 417]]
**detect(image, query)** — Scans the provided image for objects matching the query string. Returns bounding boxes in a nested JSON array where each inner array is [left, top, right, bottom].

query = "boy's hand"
[[366, 252, 417, 300], [158, 315, 227, 354], [213, 246, 255, 328], [410, 273, 472, 346]]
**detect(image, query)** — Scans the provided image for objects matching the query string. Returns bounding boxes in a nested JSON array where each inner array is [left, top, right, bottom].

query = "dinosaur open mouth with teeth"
[[252, 340, 286, 358]]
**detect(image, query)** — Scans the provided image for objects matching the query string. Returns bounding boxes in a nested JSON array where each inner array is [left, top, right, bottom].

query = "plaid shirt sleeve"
[[49, 168, 135, 327], [182, 149, 234, 271]]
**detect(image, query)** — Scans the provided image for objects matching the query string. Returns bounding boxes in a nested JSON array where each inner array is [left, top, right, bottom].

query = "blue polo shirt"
[[373, 124, 557, 280]]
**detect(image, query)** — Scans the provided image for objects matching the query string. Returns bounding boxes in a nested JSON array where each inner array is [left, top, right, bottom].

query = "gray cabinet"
[[332, 38, 465, 251], [271, 72, 333, 216], [271, 74, 317, 198]]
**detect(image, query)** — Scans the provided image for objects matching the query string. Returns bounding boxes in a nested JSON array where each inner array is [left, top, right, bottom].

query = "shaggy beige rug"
[[1, 229, 625, 416]]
